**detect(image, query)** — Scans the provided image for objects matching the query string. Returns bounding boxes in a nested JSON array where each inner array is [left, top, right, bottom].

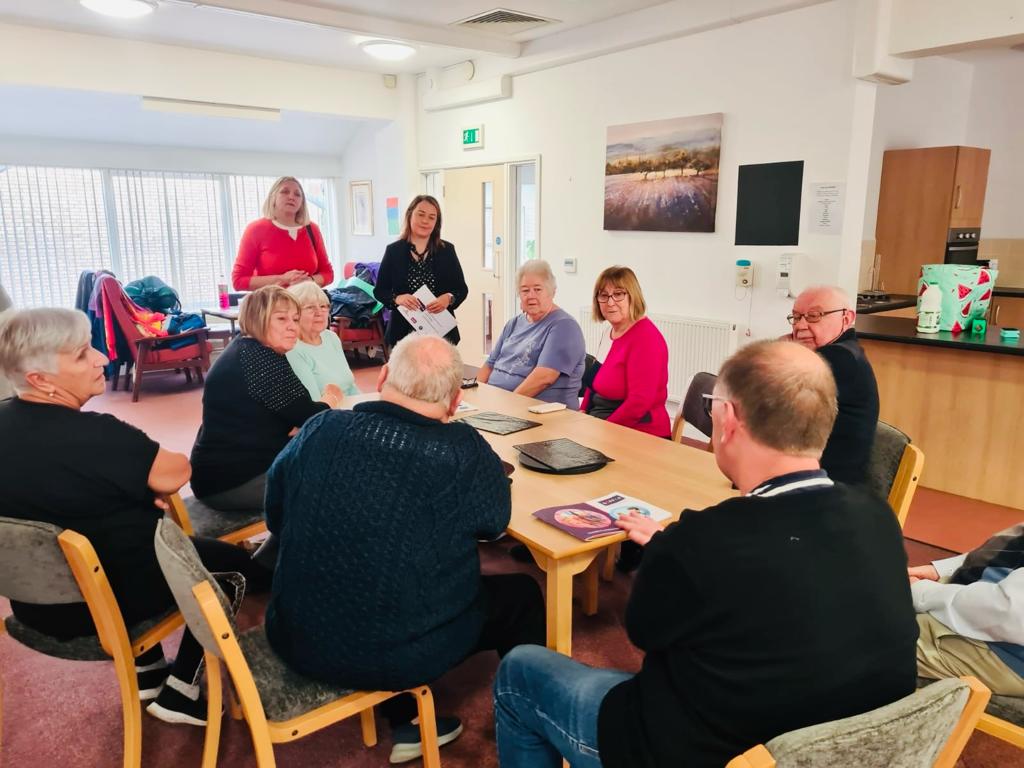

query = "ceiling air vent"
[[453, 8, 557, 36]]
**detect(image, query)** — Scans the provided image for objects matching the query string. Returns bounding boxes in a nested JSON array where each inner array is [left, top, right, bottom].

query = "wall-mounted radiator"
[[577, 310, 739, 401]]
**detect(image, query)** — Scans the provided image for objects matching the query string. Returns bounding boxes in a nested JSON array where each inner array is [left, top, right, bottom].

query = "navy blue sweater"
[[263, 400, 510, 690]]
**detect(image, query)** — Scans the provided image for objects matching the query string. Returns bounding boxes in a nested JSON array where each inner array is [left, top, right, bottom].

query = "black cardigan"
[[373, 239, 469, 345], [597, 483, 918, 768]]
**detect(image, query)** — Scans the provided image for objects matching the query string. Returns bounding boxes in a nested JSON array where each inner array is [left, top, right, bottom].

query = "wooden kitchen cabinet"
[[990, 297, 1024, 329], [875, 146, 991, 294]]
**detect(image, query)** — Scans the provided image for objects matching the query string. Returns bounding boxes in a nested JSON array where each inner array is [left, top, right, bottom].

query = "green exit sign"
[[462, 125, 483, 150]]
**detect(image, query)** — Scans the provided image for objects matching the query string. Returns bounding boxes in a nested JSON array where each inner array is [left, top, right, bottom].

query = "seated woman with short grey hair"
[[477, 259, 586, 409], [0, 307, 270, 726], [190, 285, 343, 511]]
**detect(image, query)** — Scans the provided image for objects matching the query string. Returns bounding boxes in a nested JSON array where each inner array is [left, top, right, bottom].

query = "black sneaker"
[[146, 683, 207, 727], [136, 664, 170, 701], [389, 716, 463, 764]]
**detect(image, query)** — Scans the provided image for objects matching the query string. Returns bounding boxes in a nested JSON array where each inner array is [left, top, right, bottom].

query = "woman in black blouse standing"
[[374, 195, 469, 346]]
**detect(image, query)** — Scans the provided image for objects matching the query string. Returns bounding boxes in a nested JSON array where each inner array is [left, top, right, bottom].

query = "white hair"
[[0, 307, 91, 392], [385, 335, 463, 406], [287, 281, 329, 307], [798, 285, 853, 311], [516, 259, 557, 293]]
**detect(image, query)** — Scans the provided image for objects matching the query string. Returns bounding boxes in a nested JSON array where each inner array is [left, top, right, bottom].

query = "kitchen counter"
[[994, 286, 1024, 299], [857, 316, 1024, 510], [856, 294, 917, 314], [856, 315, 1024, 357]]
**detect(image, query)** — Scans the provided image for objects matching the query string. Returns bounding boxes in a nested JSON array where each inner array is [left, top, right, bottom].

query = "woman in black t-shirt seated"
[[190, 285, 342, 511], [0, 307, 271, 726]]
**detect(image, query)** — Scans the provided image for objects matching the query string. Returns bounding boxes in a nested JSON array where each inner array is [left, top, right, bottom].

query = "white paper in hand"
[[397, 286, 457, 337]]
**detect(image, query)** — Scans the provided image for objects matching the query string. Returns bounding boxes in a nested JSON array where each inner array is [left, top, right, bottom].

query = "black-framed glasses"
[[701, 393, 729, 418], [596, 290, 628, 304], [787, 308, 847, 325]]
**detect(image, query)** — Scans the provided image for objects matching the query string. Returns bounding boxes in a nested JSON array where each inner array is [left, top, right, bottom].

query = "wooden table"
[[201, 307, 240, 335], [346, 384, 734, 655]]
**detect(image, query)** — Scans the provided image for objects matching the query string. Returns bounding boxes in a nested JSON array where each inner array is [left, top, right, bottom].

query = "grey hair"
[[516, 259, 556, 293], [385, 335, 463, 407], [287, 281, 328, 308], [0, 307, 92, 392]]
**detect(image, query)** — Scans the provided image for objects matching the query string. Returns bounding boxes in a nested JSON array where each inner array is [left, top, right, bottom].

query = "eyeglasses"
[[596, 290, 628, 304], [701, 393, 729, 419], [786, 308, 847, 325]]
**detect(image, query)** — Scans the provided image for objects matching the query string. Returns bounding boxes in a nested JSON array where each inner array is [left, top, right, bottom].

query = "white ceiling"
[[0, 83, 370, 155], [0, 0, 670, 73]]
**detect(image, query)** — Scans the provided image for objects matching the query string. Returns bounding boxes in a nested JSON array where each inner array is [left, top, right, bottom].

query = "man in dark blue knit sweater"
[[264, 334, 544, 764], [494, 340, 917, 768]]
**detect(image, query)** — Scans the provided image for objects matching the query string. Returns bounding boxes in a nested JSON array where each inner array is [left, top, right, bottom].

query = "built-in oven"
[[945, 227, 981, 265]]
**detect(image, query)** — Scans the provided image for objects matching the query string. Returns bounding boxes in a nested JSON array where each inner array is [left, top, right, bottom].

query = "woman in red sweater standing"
[[232, 177, 334, 290], [581, 266, 670, 438]]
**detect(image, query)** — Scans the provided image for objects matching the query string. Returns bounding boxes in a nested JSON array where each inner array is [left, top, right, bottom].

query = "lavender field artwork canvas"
[[604, 112, 722, 232]]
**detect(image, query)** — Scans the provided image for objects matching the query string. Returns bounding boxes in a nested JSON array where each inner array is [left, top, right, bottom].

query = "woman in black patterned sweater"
[[190, 286, 342, 511]]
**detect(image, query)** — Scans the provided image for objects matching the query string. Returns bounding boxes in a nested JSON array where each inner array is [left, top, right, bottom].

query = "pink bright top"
[[582, 316, 671, 437], [232, 218, 334, 290]]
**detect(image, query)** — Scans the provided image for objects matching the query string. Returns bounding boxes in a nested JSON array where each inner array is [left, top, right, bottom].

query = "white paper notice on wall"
[[808, 182, 844, 235]]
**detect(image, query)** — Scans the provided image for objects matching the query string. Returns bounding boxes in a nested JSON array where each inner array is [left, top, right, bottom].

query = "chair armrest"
[[164, 493, 196, 536], [136, 327, 210, 351]]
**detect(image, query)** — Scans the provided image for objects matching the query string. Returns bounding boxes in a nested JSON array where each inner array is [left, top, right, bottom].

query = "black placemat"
[[461, 412, 542, 435], [513, 438, 614, 472]]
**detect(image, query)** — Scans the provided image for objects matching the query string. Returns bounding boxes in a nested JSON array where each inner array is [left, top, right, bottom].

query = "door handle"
[[995, 304, 1001, 325], [954, 185, 962, 209]]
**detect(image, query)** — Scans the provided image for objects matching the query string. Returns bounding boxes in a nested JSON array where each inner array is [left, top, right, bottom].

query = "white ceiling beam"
[[183, 0, 522, 57]]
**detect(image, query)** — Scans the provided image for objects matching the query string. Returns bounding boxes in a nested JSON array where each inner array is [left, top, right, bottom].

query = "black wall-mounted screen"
[[735, 160, 804, 246]]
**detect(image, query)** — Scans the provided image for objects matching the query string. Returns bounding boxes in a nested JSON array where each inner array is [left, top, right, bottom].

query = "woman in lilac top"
[[581, 266, 670, 438], [478, 260, 585, 409]]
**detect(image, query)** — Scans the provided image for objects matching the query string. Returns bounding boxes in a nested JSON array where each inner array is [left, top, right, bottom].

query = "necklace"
[[409, 242, 429, 261]]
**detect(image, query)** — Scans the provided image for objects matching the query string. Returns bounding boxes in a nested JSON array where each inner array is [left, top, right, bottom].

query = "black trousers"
[[380, 572, 545, 727]]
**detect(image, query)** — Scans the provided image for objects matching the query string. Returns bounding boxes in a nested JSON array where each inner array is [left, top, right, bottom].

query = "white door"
[[441, 164, 507, 367]]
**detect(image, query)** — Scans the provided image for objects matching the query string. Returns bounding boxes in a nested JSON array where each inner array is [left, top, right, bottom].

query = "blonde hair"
[[287, 281, 329, 309], [0, 307, 91, 392], [717, 340, 837, 457], [238, 286, 300, 344], [261, 176, 310, 225], [591, 265, 647, 323], [385, 335, 463, 407]]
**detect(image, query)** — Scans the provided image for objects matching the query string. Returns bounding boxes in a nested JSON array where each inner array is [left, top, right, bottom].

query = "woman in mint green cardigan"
[[286, 282, 360, 400]]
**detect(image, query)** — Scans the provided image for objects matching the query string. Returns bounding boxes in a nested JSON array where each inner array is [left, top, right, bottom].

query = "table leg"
[[525, 548, 600, 656]]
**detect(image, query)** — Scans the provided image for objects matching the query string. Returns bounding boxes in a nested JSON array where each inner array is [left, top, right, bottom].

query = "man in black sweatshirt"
[[493, 339, 917, 768], [788, 285, 879, 484]]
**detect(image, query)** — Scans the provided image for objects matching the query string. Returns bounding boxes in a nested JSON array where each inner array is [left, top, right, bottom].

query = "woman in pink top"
[[581, 266, 670, 438]]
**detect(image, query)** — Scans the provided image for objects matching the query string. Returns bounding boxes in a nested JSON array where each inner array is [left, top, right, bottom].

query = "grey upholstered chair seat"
[[986, 694, 1024, 726], [237, 627, 358, 722], [4, 608, 176, 661], [179, 496, 264, 540], [764, 678, 968, 768]]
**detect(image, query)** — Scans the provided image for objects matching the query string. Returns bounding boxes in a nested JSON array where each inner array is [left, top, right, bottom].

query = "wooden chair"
[[976, 702, 1024, 749], [0, 517, 183, 768], [165, 492, 266, 545], [101, 278, 211, 402], [726, 676, 990, 768], [670, 371, 718, 446], [152, 518, 441, 768], [866, 421, 925, 528]]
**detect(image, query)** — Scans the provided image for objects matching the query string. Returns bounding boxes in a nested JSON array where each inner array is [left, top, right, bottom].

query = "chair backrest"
[[152, 518, 239, 660], [100, 278, 148, 357], [866, 421, 910, 500], [762, 677, 986, 768], [673, 372, 717, 442], [0, 516, 83, 604]]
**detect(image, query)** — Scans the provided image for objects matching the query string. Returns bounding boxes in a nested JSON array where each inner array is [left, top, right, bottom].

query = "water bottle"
[[217, 276, 229, 309]]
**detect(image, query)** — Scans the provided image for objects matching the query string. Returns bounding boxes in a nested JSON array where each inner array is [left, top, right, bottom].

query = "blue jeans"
[[494, 644, 632, 768]]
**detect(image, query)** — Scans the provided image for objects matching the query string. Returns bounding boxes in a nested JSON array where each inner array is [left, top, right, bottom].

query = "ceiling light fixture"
[[360, 40, 416, 62], [80, 0, 157, 18]]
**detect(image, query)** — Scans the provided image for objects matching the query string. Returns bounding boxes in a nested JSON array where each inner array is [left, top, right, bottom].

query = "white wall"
[[861, 56, 975, 239], [417, 0, 866, 339], [965, 56, 1024, 238]]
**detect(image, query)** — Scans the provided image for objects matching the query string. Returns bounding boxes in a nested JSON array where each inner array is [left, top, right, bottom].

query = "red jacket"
[[232, 218, 334, 290]]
